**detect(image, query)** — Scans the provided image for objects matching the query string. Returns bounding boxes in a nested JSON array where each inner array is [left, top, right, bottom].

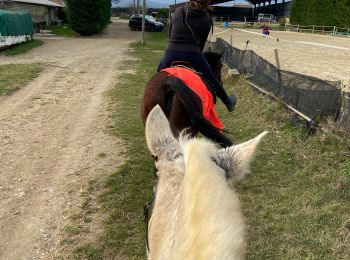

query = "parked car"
[[129, 14, 164, 32], [257, 13, 276, 23]]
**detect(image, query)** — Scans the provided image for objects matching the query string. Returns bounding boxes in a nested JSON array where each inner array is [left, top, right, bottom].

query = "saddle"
[[169, 61, 215, 100], [170, 61, 193, 69]]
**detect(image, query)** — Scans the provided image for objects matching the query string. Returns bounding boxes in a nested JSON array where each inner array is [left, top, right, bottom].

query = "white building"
[[0, 0, 63, 25]]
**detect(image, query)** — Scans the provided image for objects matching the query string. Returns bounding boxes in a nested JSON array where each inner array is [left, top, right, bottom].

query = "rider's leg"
[[190, 54, 236, 111]]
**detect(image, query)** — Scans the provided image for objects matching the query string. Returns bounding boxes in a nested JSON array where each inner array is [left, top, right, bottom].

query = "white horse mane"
[[145, 105, 267, 260]]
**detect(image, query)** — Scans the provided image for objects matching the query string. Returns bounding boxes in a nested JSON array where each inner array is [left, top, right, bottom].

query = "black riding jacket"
[[167, 6, 212, 53]]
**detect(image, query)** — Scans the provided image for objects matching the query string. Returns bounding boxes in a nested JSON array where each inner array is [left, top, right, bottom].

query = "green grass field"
[[0, 40, 44, 56], [0, 64, 43, 95], [66, 32, 350, 259], [47, 25, 79, 37]]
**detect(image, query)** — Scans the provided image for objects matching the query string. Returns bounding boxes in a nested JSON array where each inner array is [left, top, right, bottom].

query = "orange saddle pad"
[[161, 67, 224, 131]]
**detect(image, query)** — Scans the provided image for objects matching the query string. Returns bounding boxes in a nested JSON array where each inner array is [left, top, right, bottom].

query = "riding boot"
[[225, 95, 237, 112]]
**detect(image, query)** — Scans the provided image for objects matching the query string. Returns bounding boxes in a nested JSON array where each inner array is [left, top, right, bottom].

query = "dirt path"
[[0, 19, 139, 259]]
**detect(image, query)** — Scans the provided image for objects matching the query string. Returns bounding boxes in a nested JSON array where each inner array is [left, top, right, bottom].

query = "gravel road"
[[0, 19, 139, 259]]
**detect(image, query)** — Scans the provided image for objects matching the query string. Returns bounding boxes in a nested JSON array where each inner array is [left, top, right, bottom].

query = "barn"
[[0, 0, 63, 26], [247, 0, 292, 18]]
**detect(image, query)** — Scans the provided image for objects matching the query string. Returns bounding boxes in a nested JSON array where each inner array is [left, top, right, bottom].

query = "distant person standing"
[[157, 0, 236, 112], [262, 24, 270, 36]]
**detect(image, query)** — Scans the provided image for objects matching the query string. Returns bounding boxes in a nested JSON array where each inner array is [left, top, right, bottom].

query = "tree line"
[[112, 7, 169, 19], [65, 0, 113, 35], [291, 0, 350, 28]]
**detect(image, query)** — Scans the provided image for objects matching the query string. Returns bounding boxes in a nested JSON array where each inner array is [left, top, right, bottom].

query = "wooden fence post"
[[333, 26, 336, 35], [312, 25, 315, 34]]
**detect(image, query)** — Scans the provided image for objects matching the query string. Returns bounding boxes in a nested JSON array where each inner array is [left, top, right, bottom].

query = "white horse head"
[[145, 105, 267, 260]]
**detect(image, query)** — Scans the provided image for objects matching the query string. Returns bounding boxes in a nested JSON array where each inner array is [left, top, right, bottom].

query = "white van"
[[257, 13, 275, 22]]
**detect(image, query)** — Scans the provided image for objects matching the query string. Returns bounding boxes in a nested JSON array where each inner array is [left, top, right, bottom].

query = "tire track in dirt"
[[0, 20, 139, 259]]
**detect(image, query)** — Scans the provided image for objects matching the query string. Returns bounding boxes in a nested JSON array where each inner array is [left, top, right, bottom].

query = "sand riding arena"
[[213, 27, 350, 85]]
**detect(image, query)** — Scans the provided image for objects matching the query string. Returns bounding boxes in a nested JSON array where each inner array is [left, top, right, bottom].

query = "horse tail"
[[166, 76, 232, 148]]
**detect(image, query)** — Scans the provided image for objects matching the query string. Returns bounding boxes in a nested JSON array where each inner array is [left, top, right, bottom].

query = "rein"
[[144, 186, 156, 253]]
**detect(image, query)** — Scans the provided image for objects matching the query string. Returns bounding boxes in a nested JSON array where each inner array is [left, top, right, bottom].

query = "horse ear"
[[216, 131, 268, 183], [145, 105, 181, 160]]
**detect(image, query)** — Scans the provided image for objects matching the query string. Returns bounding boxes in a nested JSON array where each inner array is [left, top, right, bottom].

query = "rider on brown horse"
[[157, 0, 236, 112]]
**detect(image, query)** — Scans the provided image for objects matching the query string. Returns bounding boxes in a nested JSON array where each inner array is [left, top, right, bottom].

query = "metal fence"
[[213, 20, 350, 37], [285, 24, 350, 37]]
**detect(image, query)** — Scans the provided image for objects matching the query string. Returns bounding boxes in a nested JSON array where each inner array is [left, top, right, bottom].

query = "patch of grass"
[[0, 40, 44, 56], [0, 63, 43, 95], [59, 174, 106, 258], [47, 25, 79, 37], [64, 225, 89, 235], [219, 77, 350, 259], [70, 213, 83, 221], [74, 30, 349, 259], [97, 152, 107, 158], [96, 32, 168, 258], [73, 244, 102, 260]]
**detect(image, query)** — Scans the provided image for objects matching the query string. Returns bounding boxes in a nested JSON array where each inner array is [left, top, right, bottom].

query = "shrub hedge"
[[291, 0, 350, 28], [65, 0, 111, 35]]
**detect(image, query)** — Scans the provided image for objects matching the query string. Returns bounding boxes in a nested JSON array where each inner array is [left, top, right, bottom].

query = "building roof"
[[211, 0, 291, 5], [169, 0, 292, 11], [14, 0, 63, 7]]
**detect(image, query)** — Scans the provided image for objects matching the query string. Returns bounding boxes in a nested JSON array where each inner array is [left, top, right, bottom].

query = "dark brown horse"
[[141, 52, 232, 148]]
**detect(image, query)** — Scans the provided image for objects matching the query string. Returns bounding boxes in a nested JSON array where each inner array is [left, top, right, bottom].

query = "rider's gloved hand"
[[225, 95, 237, 112]]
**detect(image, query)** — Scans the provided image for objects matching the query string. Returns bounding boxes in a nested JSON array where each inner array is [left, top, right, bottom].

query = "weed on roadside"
[[47, 25, 79, 37], [0, 63, 43, 95], [0, 40, 44, 56]]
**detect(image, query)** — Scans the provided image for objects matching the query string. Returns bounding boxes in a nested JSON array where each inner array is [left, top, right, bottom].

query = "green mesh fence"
[[0, 10, 34, 36], [207, 38, 341, 119]]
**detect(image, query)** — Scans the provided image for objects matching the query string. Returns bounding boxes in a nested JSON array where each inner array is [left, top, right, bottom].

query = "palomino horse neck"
[[145, 105, 268, 259]]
